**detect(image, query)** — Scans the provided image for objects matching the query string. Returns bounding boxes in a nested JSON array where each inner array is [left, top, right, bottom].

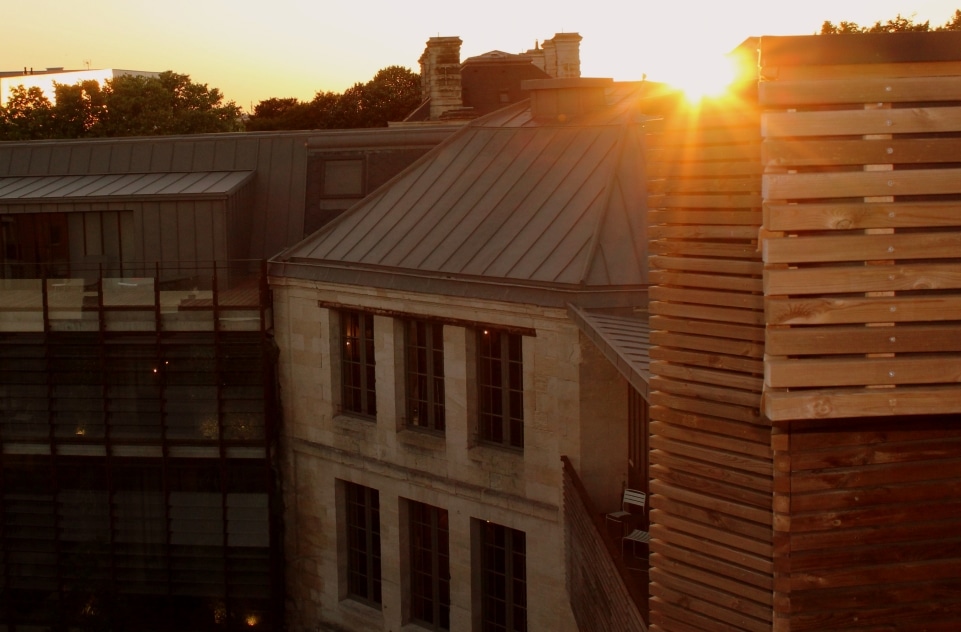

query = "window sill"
[[338, 595, 384, 621], [397, 427, 446, 452], [333, 413, 377, 429], [469, 441, 524, 461]]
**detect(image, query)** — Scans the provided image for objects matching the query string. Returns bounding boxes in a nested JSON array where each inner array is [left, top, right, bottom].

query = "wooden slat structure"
[[758, 32, 961, 631], [644, 32, 961, 632], [759, 33, 961, 421], [645, 92, 774, 631]]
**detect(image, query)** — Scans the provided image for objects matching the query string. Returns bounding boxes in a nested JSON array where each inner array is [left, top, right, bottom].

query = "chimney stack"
[[541, 33, 582, 79], [420, 36, 463, 120]]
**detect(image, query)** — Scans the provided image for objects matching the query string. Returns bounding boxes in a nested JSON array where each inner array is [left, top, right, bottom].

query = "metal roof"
[[0, 170, 254, 203], [568, 304, 651, 398], [275, 81, 653, 307]]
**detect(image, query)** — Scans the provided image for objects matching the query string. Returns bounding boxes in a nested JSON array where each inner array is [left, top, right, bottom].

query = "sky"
[[4, 0, 961, 112]]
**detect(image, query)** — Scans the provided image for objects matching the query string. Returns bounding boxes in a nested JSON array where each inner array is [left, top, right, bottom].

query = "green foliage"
[[820, 10, 961, 34], [0, 86, 55, 140], [0, 71, 242, 140], [245, 65, 421, 131]]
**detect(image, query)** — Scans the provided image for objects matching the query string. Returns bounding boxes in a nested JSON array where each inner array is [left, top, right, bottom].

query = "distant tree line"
[[821, 9, 961, 33], [0, 71, 243, 140], [245, 65, 421, 131], [0, 65, 421, 140]]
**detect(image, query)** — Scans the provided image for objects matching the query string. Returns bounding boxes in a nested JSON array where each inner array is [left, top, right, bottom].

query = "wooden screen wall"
[[758, 49, 961, 421], [758, 35, 961, 631], [645, 99, 775, 631]]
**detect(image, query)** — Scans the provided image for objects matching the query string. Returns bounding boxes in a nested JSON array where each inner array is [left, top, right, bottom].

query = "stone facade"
[[272, 277, 626, 631]]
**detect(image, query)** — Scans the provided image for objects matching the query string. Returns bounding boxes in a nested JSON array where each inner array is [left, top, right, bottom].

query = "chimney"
[[546, 33, 582, 78], [421, 36, 463, 120], [522, 77, 612, 122]]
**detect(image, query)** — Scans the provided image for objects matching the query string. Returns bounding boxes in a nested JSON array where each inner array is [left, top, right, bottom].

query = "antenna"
[[83, 59, 92, 70]]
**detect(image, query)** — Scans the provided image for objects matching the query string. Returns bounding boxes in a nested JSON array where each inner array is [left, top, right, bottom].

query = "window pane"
[[345, 482, 381, 604], [342, 311, 376, 417], [409, 500, 450, 629], [478, 329, 523, 448], [406, 320, 445, 432], [480, 521, 526, 632]]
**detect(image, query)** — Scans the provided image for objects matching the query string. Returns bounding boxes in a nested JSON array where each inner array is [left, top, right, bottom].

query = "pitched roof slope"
[[275, 81, 654, 306]]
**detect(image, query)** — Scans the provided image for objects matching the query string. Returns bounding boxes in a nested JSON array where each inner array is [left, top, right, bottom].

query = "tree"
[[0, 71, 242, 140], [97, 71, 242, 136], [51, 80, 107, 138], [820, 10, 961, 34], [0, 86, 55, 140], [245, 65, 421, 131]]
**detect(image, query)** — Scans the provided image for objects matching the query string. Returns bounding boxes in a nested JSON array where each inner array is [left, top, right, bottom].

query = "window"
[[477, 329, 523, 448], [345, 482, 381, 604], [479, 521, 526, 632], [409, 501, 450, 630], [406, 320, 445, 432], [342, 311, 376, 418]]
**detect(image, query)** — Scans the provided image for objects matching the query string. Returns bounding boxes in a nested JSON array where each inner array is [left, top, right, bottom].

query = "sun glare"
[[669, 55, 739, 103]]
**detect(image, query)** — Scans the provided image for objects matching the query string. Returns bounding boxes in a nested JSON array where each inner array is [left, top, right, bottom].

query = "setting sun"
[[667, 54, 740, 103]]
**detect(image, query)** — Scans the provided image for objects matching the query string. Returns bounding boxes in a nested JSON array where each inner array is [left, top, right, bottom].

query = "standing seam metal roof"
[[276, 82, 651, 300], [0, 171, 254, 202]]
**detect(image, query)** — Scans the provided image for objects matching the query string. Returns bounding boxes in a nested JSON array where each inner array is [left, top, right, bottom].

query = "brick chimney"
[[541, 33, 582, 78], [419, 36, 463, 120], [522, 77, 612, 122]]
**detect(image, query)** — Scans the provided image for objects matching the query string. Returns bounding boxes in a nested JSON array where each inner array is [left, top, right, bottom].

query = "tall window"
[[345, 482, 381, 605], [342, 311, 376, 418], [479, 521, 527, 632], [477, 329, 523, 448], [406, 320, 445, 432], [409, 501, 450, 630]]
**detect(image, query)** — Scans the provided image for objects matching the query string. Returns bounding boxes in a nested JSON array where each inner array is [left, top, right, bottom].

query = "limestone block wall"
[[271, 278, 583, 631]]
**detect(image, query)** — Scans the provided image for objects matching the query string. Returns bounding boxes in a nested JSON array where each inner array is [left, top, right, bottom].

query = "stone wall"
[[272, 278, 583, 631]]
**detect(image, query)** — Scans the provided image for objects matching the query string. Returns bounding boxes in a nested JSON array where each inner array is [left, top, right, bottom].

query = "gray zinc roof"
[[0, 170, 253, 203], [273, 82, 653, 308]]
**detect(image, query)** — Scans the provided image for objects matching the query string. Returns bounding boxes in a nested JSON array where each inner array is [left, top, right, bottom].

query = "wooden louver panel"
[[645, 101, 774, 632], [760, 72, 961, 421]]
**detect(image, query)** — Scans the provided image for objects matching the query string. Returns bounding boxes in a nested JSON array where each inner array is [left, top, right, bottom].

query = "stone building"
[[270, 76, 660, 631]]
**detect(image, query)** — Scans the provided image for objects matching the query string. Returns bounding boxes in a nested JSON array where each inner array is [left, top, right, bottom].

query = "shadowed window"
[[406, 319, 445, 432], [345, 482, 381, 605], [341, 311, 376, 418], [409, 500, 450, 630], [477, 328, 523, 448]]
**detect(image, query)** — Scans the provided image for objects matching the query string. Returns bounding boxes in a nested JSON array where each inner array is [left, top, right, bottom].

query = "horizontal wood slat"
[[759, 75, 961, 106], [762, 106, 961, 138], [766, 295, 961, 325], [764, 138, 961, 168], [764, 168, 961, 201], [766, 355, 961, 388], [763, 385, 961, 420], [765, 262, 961, 295], [766, 323, 961, 355], [764, 201, 961, 231]]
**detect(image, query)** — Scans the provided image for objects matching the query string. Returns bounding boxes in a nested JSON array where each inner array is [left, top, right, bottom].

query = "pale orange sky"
[[4, 0, 960, 112]]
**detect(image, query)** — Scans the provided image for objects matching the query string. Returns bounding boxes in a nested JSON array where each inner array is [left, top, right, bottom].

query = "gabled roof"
[[0, 171, 253, 204], [273, 81, 654, 308]]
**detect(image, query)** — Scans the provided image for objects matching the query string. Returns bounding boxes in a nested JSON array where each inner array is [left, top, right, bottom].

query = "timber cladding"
[[774, 414, 961, 630], [645, 96, 775, 631], [758, 33, 961, 422], [645, 32, 961, 632]]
